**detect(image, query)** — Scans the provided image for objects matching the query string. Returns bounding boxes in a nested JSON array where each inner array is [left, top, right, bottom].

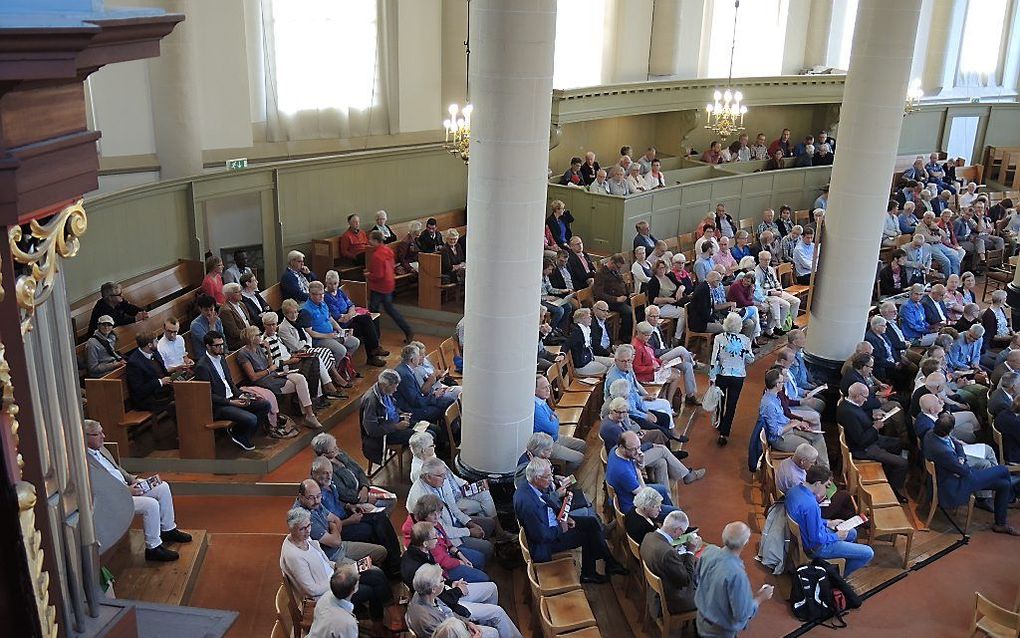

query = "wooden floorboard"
[[106, 529, 207, 606]]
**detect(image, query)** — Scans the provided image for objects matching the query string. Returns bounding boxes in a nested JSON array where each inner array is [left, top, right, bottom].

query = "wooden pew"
[[105, 291, 200, 355], [70, 259, 204, 342], [262, 283, 282, 311], [173, 380, 232, 459], [85, 365, 157, 451], [418, 253, 459, 311]]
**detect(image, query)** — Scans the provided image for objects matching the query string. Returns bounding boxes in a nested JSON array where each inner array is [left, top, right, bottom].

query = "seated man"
[[310, 456, 400, 577], [417, 218, 443, 254], [564, 308, 614, 377], [923, 419, 1020, 536], [989, 371, 1020, 419], [340, 214, 369, 265], [840, 351, 909, 442], [786, 465, 875, 575], [600, 394, 677, 452], [760, 368, 828, 461], [88, 281, 148, 334], [304, 281, 361, 364], [125, 331, 175, 415], [645, 305, 700, 404], [294, 479, 388, 567], [592, 254, 633, 338], [514, 457, 628, 583], [311, 433, 393, 510], [406, 563, 521, 638], [899, 284, 939, 346], [514, 435, 599, 521], [407, 458, 499, 566], [156, 317, 193, 373], [995, 395, 1020, 464], [84, 419, 191, 562], [533, 376, 586, 473], [219, 282, 255, 352], [566, 235, 599, 289], [947, 324, 987, 375], [689, 271, 757, 338], [640, 510, 698, 615], [754, 250, 800, 334], [775, 444, 856, 520], [190, 294, 223, 356], [837, 382, 908, 500], [306, 564, 371, 638], [865, 315, 909, 389], [280, 249, 317, 303], [85, 315, 125, 378], [910, 372, 980, 443], [992, 349, 1020, 389], [397, 345, 456, 423], [602, 401, 699, 485], [193, 330, 268, 451], [604, 345, 678, 439], [359, 370, 441, 464], [775, 348, 825, 413], [607, 432, 699, 516]]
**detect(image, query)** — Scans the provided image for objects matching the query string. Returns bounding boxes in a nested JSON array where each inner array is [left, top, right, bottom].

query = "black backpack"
[[790, 558, 861, 628]]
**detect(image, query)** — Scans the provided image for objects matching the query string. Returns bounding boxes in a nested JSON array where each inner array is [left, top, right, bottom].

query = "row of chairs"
[[520, 530, 601, 638]]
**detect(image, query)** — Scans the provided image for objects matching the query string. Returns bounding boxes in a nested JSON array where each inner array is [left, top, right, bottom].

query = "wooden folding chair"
[[643, 560, 698, 638], [924, 458, 974, 534], [970, 591, 1020, 638]]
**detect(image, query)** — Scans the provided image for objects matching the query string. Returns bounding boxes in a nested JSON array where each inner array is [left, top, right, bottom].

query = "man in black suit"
[[415, 217, 443, 254], [549, 250, 578, 292], [864, 315, 909, 388], [566, 236, 599, 289], [837, 381, 908, 500], [125, 332, 175, 416], [923, 419, 1019, 535], [590, 301, 615, 357], [840, 351, 909, 443], [921, 284, 951, 328], [192, 331, 268, 451]]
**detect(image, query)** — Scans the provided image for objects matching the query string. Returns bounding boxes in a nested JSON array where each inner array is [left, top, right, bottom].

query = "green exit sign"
[[226, 158, 248, 170]]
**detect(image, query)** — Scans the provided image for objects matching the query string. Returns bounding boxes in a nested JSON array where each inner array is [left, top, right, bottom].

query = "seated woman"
[[239, 272, 272, 328], [943, 274, 966, 322], [624, 486, 665, 544], [541, 258, 574, 330], [409, 431, 494, 516], [236, 326, 323, 429], [201, 255, 225, 304], [632, 321, 684, 409], [401, 494, 489, 582], [878, 249, 912, 297], [670, 253, 695, 292], [631, 246, 652, 294], [646, 259, 687, 327], [564, 308, 614, 377], [440, 229, 466, 284], [371, 210, 397, 244], [322, 270, 387, 366], [765, 149, 785, 171], [395, 220, 422, 274], [262, 311, 344, 403], [278, 299, 353, 389], [279, 508, 392, 636], [409, 341, 463, 400]]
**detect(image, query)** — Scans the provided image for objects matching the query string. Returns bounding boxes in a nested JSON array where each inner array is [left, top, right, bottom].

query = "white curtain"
[[706, 0, 789, 78], [956, 0, 1008, 88], [553, 0, 607, 89], [259, 0, 393, 142]]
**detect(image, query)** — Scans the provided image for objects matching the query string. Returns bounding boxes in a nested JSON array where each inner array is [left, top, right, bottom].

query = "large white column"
[[805, 0, 921, 362], [459, 0, 556, 475]]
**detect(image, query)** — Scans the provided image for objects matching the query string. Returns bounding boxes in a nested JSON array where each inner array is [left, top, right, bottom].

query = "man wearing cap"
[[86, 315, 125, 378], [84, 419, 191, 561]]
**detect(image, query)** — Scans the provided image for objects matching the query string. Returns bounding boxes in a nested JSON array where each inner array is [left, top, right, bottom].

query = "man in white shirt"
[[156, 317, 193, 372], [644, 159, 667, 189], [731, 133, 752, 162], [637, 147, 657, 175], [587, 168, 610, 194], [791, 228, 816, 285], [606, 166, 634, 196], [750, 132, 770, 160], [84, 419, 190, 561]]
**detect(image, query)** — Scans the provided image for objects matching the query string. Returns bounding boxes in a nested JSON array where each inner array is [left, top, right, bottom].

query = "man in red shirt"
[[339, 214, 369, 264], [367, 230, 413, 343]]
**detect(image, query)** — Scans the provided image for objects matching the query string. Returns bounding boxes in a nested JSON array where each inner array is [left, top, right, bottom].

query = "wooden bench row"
[[70, 259, 205, 343], [82, 281, 371, 459]]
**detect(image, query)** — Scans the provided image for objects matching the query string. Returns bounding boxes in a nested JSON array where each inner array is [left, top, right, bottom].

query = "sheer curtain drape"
[[259, 0, 394, 142], [956, 0, 1008, 88]]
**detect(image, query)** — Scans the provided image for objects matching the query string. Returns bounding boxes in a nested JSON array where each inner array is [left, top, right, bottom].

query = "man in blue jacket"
[[786, 465, 874, 575], [394, 345, 453, 423], [923, 418, 1020, 536], [514, 457, 628, 583], [533, 376, 586, 472], [900, 284, 937, 344]]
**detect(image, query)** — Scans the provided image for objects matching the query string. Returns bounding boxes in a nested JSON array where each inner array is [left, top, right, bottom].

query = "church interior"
[[3, 1, 1020, 637]]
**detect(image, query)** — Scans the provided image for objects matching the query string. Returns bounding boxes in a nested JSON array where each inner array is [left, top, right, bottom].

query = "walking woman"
[[708, 312, 755, 446]]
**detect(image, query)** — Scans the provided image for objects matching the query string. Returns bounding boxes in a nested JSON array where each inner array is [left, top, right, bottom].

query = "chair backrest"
[[924, 458, 938, 495], [786, 513, 807, 567], [274, 585, 294, 638], [443, 400, 461, 459], [279, 576, 304, 637], [576, 285, 594, 308], [991, 423, 1006, 465], [519, 528, 532, 562], [439, 338, 460, 369], [626, 534, 641, 562], [973, 591, 1020, 637], [642, 560, 670, 621]]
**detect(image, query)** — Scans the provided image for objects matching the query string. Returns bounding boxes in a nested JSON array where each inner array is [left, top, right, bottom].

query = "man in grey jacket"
[[85, 315, 125, 378]]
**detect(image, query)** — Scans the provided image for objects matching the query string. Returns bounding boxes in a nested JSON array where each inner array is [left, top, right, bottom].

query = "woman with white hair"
[[624, 486, 664, 544], [409, 341, 463, 400], [279, 508, 392, 633], [631, 245, 652, 294], [395, 220, 422, 274], [440, 229, 466, 284], [406, 563, 521, 638], [709, 312, 755, 447], [322, 269, 387, 367], [646, 259, 687, 323], [409, 431, 498, 520], [371, 209, 397, 243], [262, 310, 345, 403], [632, 321, 683, 408], [982, 289, 1014, 353]]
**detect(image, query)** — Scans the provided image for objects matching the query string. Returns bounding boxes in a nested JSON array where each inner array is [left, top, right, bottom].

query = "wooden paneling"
[[0, 84, 87, 148]]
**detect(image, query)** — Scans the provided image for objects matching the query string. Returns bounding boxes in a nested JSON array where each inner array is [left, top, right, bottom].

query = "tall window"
[[269, 0, 379, 113], [832, 0, 859, 70], [553, 0, 606, 89], [706, 0, 789, 78], [958, 0, 1008, 78]]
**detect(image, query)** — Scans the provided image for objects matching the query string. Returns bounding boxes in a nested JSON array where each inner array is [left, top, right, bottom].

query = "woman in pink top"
[[632, 321, 683, 409], [200, 255, 225, 304]]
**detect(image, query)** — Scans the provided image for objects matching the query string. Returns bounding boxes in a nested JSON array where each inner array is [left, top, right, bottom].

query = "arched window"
[[706, 0, 789, 78], [553, 0, 607, 89]]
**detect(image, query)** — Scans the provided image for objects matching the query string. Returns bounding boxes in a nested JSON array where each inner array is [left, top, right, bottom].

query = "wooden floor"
[[106, 529, 208, 606], [118, 328, 1020, 638]]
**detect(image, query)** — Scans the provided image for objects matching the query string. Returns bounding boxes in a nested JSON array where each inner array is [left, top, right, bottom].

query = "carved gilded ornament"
[[9, 199, 88, 335], [0, 233, 59, 637]]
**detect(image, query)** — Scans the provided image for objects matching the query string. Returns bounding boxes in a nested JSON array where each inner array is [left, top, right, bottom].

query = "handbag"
[[702, 384, 723, 413]]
